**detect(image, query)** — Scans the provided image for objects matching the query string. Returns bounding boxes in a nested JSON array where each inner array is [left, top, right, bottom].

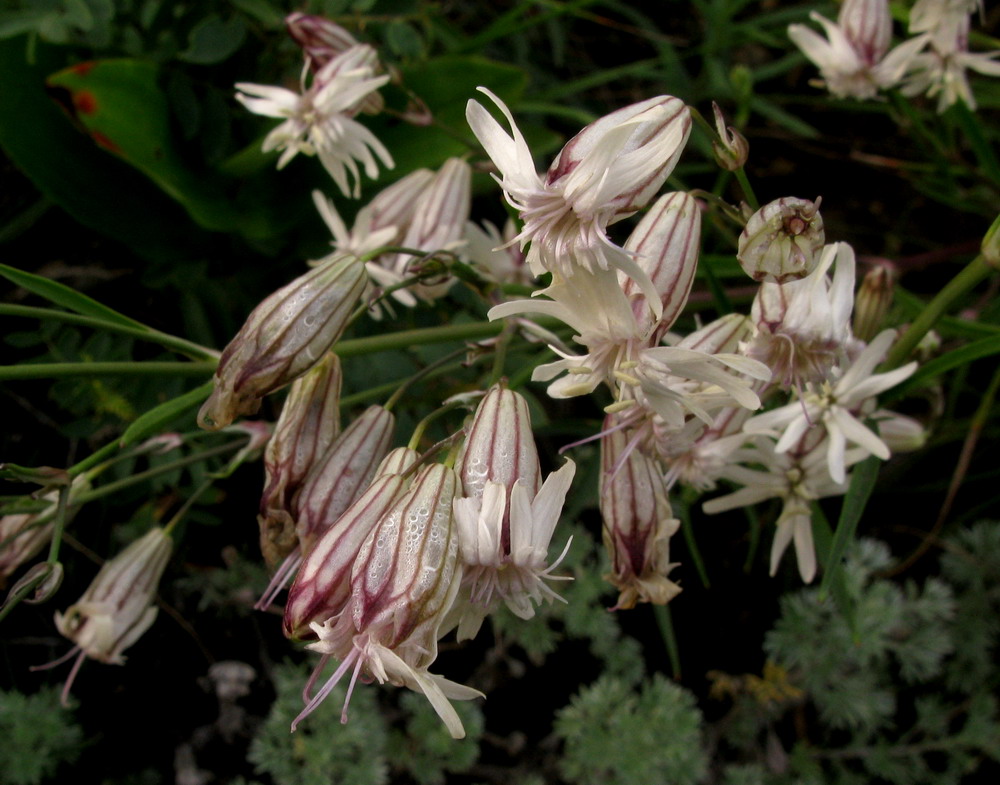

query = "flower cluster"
[[789, 0, 1000, 110]]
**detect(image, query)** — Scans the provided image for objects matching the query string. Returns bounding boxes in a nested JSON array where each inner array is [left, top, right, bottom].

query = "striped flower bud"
[[600, 418, 681, 610], [853, 262, 896, 342], [50, 527, 171, 704], [737, 197, 824, 284], [283, 447, 419, 640], [367, 158, 472, 306], [256, 405, 395, 612], [258, 352, 342, 568], [456, 385, 541, 550], [198, 253, 366, 431], [293, 405, 395, 554], [622, 191, 701, 335], [297, 463, 481, 739]]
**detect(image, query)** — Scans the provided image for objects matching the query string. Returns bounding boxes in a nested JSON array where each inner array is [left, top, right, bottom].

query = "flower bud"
[[283, 448, 420, 641], [547, 96, 692, 216], [600, 418, 681, 610], [198, 253, 366, 431], [622, 191, 701, 334], [711, 102, 749, 171], [370, 158, 472, 306], [737, 197, 824, 284], [456, 384, 542, 555], [839, 0, 892, 66], [286, 13, 360, 68], [853, 262, 896, 342], [678, 312, 754, 354], [55, 527, 172, 665], [258, 353, 343, 568], [293, 405, 395, 554], [349, 463, 460, 655]]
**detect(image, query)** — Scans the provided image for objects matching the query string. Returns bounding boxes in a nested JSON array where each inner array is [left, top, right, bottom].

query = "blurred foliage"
[[0, 686, 83, 785]]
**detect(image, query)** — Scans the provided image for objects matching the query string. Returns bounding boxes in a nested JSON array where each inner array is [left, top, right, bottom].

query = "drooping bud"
[[622, 191, 701, 334], [55, 527, 172, 666], [599, 418, 682, 610], [456, 384, 542, 554], [297, 463, 480, 740], [368, 158, 472, 306], [258, 352, 343, 568], [283, 447, 420, 640], [853, 262, 896, 342], [737, 197, 824, 284], [838, 0, 892, 67], [198, 253, 366, 431], [711, 102, 749, 171], [286, 13, 360, 68], [293, 405, 395, 554]]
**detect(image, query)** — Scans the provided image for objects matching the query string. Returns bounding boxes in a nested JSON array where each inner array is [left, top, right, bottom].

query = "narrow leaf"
[[119, 381, 214, 447], [820, 454, 880, 600], [0, 262, 150, 330]]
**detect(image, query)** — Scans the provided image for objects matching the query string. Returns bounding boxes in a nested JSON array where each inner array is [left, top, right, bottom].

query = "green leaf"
[[820, 455, 880, 601], [45, 58, 246, 232], [118, 381, 214, 448], [0, 37, 208, 262], [883, 334, 1000, 404], [0, 263, 151, 331], [177, 14, 246, 65]]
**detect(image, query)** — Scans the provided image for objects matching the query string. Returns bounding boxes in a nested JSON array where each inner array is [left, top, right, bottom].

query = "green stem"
[[335, 321, 506, 357], [66, 440, 120, 478], [733, 168, 759, 211], [384, 347, 469, 412], [0, 304, 218, 360], [45, 485, 70, 564], [883, 254, 994, 369], [654, 604, 682, 680], [0, 361, 218, 380], [72, 441, 245, 507], [163, 479, 215, 536]]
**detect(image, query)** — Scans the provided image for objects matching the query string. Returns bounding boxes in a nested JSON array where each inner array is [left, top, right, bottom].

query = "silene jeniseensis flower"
[[236, 44, 394, 197], [466, 87, 691, 306]]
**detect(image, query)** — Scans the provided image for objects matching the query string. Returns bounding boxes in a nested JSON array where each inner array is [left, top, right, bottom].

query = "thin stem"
[[489, 323, 515, 386], [0, 361, 218, 380], [334, 321, 506, 357], [883, 254, 994, 369], [0, 304, 219, 361], [384, 347, 469, 412], [408, 402, 466, 450], [733, 168, 759, 211], [163, 479, 216, 536], [45, 484, 70, 564], [653, 604, 682, 680]]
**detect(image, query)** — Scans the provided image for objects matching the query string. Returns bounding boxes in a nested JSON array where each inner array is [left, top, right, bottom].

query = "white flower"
[[789, 6, 929, 100], [744, 329, 917, 483], [466, 87, 690, 310], [901, 13, 1000, 111], [746, 242, 858, 389], [452, 460, 575, 640], [236, 45, 393, 197], [703, 436, 857, 582]]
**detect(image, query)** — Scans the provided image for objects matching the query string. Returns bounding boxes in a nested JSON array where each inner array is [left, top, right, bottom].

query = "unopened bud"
[[198, 253, 366, 431], [55, 527, 172, 665], [258, 353, 343, 567], [5, 561, 63, 607], [839, 0, 892, 66], [738, 197, 824, 284], [711, 103, 749, 171], [293, 405, 395, 555], [622, 191, 701, 334], [853, 262, 897, 342], [456, 384, 541, 555], [286, 13, 358, 67], [599, 418, 682, 610], [283, 448, 419, 641]]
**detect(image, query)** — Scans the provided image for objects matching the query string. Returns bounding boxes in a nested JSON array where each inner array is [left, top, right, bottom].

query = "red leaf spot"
[[91, 130, 123, 155], [70, 61, 96, 76], [73, 90, 97, 115]]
